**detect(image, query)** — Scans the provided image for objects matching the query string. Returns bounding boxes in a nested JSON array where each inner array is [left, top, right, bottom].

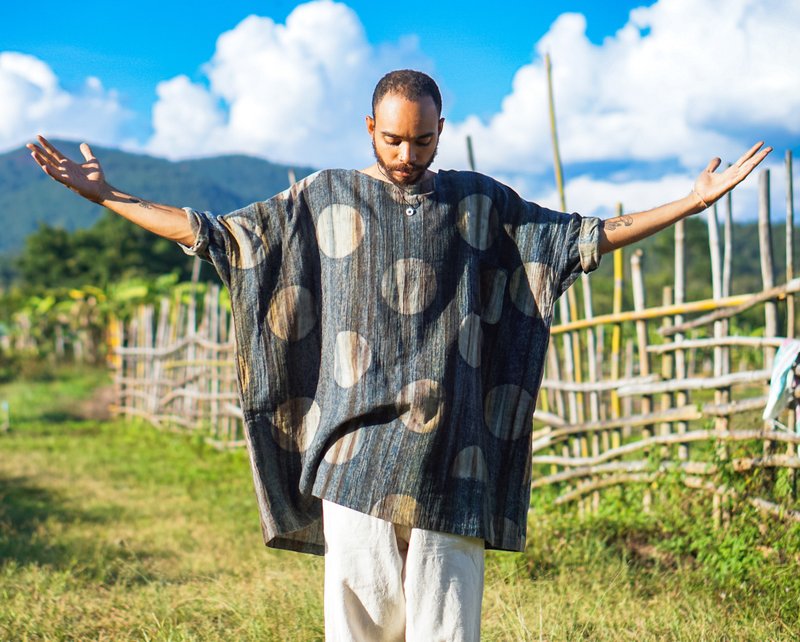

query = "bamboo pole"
[[673, 218, 689, 461], [558, 297, 582, 453], [662, 279, 800, 336], [546, 345, 566, 418], [553, 292, 755, 334], [649, 336, 784, 353], [623, 339, 634, 430], [618, 368, 771, 395], [534, 428, 800, 467], [721, 178, 733, 393], [707, 204, 730, 447], [466, 135, 476, 171], [702, 396, 767, 416], [610, 204, 625, 449], [531, 460, 715, 489], [708, 201, 731, 527], [722, 175, 733, 300], [787, 150, 797, 497], [545, 52, 585, 431], [144, 305, 155, 416], [545, 53, 566, 211], [760, 169, 777, 364], [187, 293, 198, 428], [541, 374, 659, 393], [787, 150, 796, 338], [631, 249, 653, 510], [596, 324, 607, 422], [660, 287, 675, 450], [759, 169, 777, 490], [582, 267, 602, 511], [531, 406, 703, 450], [151, 299, 168, 417], [559, 298, 582, 422], [210, 285, 221, 440]]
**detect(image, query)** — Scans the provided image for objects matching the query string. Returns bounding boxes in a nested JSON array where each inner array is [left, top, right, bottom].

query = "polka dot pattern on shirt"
[[267, 285, 317, 341]]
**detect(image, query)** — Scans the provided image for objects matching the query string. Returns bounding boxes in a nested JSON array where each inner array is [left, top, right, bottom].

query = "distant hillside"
[[0, 141, 316, 255]]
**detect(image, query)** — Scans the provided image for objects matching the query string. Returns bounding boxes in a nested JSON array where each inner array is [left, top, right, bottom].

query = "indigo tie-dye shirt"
[[181, 169, 601, 555]]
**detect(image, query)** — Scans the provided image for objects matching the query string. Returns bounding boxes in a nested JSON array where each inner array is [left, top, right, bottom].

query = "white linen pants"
[[322, 500, 484, 642]]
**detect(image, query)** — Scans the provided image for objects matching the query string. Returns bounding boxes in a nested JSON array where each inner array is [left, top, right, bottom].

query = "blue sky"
[[3, 1, 655, 129], [3, 0, 799, 218]]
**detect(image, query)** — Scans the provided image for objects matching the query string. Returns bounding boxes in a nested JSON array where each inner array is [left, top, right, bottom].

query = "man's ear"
[[438, 117, 445, 135], [366, 115, 375, 136]]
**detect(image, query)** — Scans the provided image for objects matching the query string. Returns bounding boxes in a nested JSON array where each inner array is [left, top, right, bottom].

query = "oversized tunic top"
[[182, 169, 601, 555]]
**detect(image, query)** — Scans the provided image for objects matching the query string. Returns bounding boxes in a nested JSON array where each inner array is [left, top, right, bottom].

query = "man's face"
[[367, 93, 444, 186]]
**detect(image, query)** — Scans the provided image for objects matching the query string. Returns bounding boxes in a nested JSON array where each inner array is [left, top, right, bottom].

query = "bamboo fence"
[[112, 284, 243, 449], [534, 157, 800, 525]]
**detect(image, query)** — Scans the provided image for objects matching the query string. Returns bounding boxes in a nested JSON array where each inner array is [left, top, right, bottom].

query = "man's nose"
[[399, 143, 415, 164]]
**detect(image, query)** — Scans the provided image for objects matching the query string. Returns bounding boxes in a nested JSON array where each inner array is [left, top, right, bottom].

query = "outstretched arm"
[[599, 142, 772, 255], [28, 136, 195, 247]]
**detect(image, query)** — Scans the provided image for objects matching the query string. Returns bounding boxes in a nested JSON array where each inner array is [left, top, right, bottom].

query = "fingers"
[[705, 157, 721, 173], [749, 145, 773, 168], [735, 143, 772, 177], [80, 142, 96, 162], [37, 135, 67, 162], [735, 141, 766, 167], [27, 142, 62, 168]]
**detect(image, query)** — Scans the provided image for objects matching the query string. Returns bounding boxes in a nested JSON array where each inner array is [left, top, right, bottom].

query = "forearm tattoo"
[[123, 196, 153, 210], [603, 215, 633, 231], [127, 197, 153, 209]]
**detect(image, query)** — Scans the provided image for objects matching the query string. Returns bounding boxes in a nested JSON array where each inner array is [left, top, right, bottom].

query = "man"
[[29, 69, 770, 641]]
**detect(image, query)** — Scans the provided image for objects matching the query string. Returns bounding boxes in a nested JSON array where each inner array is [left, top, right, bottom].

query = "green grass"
[[1, 368, 799, 640]]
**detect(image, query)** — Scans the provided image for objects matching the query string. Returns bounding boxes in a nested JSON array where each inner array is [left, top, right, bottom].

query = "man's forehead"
[[373, 93, 440, 119]]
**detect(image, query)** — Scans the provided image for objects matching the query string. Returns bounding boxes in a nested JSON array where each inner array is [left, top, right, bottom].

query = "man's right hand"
[[28, 136, 110, 204], [27, 135, 196, 247]]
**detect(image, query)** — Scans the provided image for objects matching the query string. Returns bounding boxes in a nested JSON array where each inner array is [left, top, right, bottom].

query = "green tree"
[[16, 210, 211, 289]]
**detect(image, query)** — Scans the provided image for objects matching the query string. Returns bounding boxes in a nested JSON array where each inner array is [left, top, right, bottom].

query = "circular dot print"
[[509, 262, 555, 318], [381, 258, 437, 314], [480, 268, 507, 324], [267, 285, 317, 341], [316, 204, 365, 258], [484, 384, 535, 440], [397, 379, 444, 434], [334, 331, 372, 388], [272, 397, 321, 452], [450, 446, 488, 482], [458, 313, 482, 368], [324, 430, 363, 464], [457, 193, 498, 250]]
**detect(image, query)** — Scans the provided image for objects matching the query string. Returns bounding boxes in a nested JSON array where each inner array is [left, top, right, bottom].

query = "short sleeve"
[[175, 199, 284, 289], [559, 212, 602, 294], [495, 181, 601, 292], [178, 207, 212, 259]]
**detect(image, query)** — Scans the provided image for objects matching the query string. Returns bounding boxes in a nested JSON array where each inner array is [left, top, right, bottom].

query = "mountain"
[[0, 141, 317, 255]]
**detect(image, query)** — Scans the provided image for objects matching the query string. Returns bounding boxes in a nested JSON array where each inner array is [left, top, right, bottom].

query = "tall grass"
[[1, 369, 798, 640]]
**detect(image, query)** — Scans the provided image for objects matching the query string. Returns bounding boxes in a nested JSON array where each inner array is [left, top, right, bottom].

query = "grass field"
[[1, 368, 799, 640]]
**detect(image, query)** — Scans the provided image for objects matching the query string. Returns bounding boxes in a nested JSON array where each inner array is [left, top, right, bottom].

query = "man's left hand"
[[693, 141, 772, 209]]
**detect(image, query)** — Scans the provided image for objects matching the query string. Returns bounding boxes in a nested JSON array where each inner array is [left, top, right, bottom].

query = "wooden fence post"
[[674, 219, 689, 461]]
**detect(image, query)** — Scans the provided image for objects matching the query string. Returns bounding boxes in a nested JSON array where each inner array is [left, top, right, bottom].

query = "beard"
[[372, 139, 438, 187]]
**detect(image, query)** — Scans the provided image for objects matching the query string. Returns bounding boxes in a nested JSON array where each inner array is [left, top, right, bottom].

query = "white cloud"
[[487, 152, 789, 225], [145, 0, 431, 167], [3, 0, 796, 222], [0, 51, 129, 152], [437, 0, 800, 206]]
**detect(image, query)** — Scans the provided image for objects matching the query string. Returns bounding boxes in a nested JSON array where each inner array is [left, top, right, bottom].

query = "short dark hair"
[[371, 70, 442, 117]]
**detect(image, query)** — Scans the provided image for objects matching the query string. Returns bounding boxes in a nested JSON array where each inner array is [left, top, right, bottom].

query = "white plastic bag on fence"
[[762, 338, 800, 431]]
